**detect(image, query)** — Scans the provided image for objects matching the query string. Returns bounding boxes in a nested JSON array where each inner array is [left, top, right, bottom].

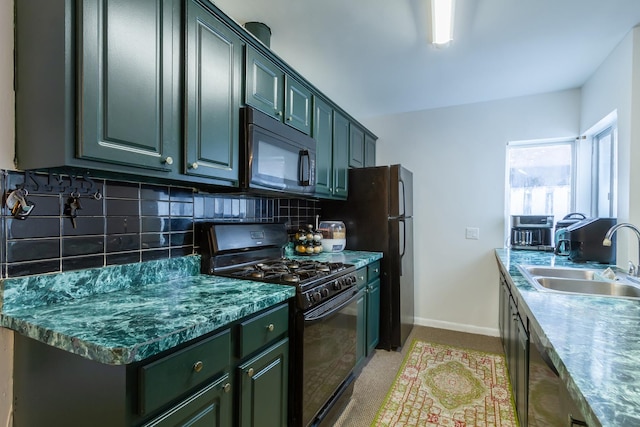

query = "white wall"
[[364, 90, 581, 335], [580, 27, 640, 271], [0, 0, 13, 424]]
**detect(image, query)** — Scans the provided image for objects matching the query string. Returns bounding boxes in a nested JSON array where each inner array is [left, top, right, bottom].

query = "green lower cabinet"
[[143, 375, 232, 427], [366, 278, 381, 355], [238, 338, 289, 427], [355, 263, 381, 369], [356, 289, 367, 366]]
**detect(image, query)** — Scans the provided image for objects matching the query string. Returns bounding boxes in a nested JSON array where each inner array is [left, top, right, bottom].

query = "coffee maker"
[[564, 218, 617, 263], [510, 215, 554, 250]]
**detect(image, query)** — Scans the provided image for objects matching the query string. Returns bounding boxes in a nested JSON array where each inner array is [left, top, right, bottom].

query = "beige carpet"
[[334, 326, 504, 427]]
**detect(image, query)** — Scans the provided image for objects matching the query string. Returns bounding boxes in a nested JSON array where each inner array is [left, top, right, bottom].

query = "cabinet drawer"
[[238, 304, 288, 358], [355, 267, 367, 290], [368, 261, 381, 281], [139, 329, 231, 415]]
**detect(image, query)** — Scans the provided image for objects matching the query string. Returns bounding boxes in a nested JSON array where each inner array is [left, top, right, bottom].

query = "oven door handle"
[[304, 289, 362, 323]]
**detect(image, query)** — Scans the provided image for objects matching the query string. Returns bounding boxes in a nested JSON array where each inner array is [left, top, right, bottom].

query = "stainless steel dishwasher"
[[528, 328, 588, 426]]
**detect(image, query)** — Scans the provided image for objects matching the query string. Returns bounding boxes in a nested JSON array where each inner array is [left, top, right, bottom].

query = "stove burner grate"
[[224, 259, 349, 286]]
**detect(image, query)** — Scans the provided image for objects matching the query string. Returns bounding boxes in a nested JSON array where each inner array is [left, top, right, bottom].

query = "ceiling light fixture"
[[431, 0, 455, 46]]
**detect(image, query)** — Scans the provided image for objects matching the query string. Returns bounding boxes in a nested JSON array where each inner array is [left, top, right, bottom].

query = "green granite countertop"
[[495, 248, 640, 427], [286, 248, 383, 269], [0, 255, 295, 365], [0, 251, 381, 367]]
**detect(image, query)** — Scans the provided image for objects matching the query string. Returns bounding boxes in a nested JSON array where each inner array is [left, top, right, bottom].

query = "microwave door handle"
[[299, 150, 310, 186]]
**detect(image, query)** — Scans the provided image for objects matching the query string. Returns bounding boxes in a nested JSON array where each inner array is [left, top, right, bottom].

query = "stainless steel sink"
[[517, 265, 640, 299], [535, 277, 640, 298], [523, 266, 598, 280]]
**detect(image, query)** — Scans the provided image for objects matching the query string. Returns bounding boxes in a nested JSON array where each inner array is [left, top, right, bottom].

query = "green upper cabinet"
[[313, 98, 349, 200], [285, 76, 312, 134], [15, 0, 375, 190], [332, 111, 350, 197], [245, 46, 311, 134], [313, 97, 334, 197], [78, 0, 180, 172], [365, 133, 376, 167], [245, 46, 285, 121], [349, 124, 365, 168], [184, 0, 242, 185]]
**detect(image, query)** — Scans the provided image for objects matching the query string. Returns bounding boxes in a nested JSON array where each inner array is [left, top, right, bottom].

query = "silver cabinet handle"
[[189, 162, 199, 169], [247, 367, 254, 377], [193, 361, 203, 373], [162, 156, 173, 165], [267, 323, 275, 332]]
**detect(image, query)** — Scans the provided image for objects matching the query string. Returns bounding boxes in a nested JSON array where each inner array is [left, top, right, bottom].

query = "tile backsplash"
[[1, 170, 320, 278]]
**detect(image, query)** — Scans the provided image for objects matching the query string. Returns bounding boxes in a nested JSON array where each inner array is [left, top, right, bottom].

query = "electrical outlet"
[[466, 227, 480, 240]]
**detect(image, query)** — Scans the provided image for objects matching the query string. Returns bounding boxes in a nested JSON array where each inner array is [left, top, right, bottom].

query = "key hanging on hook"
[[5, 188, 35, 220], [64, 193, 82, 229]]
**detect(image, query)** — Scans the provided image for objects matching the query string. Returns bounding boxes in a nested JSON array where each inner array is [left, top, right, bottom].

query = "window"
[[506, 141, 575, 222], [592, 126, 616, 217]]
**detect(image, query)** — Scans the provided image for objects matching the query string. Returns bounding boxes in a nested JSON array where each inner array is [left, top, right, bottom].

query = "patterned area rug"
[[373, 340, 517, 427]]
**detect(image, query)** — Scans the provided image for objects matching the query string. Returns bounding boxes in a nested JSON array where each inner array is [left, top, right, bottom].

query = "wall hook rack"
[[16, 170, 102, 199]]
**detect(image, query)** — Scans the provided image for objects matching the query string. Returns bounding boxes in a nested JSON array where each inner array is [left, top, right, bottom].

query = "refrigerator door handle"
[[399, 176, 406, 218], [399, 218, 406, 275]]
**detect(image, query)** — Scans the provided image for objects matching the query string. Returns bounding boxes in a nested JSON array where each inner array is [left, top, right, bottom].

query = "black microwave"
[[241, 107, 316, 196]]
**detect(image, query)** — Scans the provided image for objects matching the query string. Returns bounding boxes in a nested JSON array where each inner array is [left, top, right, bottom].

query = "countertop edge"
[[494, 249, 605, 427], [1, 284, 295, 365]]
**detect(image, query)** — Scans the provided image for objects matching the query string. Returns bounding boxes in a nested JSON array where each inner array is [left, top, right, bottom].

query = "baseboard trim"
[[414, 316, 500, 338]]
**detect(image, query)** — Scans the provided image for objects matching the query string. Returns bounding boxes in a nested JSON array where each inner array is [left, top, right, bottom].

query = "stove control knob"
[[346, 275, 356, 285], [333, 280, 342, 290], [321, 288, 330, 298], [312, 291, 322, 302]]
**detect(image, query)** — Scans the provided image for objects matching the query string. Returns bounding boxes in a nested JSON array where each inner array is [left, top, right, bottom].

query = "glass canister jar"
[[318, 220, 346, 252]]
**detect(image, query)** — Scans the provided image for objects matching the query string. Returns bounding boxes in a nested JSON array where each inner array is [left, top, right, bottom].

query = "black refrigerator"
[[321, 164, 414, 350]]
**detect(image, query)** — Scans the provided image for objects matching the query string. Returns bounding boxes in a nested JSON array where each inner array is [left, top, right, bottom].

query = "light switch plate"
[[465, 227, 480, 240]]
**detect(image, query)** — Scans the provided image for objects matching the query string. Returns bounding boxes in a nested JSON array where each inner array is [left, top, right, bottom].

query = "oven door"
[[302, 288, 362, 426], [244, 107, 316, 195]]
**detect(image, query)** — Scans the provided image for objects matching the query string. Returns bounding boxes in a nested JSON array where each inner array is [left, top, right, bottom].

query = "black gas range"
[[200, 222, 361, 427]]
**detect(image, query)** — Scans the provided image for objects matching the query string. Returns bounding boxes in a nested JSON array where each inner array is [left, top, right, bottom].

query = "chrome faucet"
[[603, 223, 640, 276]]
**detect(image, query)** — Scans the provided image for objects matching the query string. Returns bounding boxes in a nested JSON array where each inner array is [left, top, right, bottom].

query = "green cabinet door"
[[365, 133, 376, 167], [285, 76, 312, 134], [366, 278, 381, 355], [245, 47, 285, 120], [78, 0, 180, 171], [515, 318, 529, 427], [349, 124, 365, 168], [332, 112, 350, 198], [184, 0, 241, 185], [143, 374, 232, 427], [356, 289, 367, 367], [238, 338, 289, 427], [313, 97, 333, 197]]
